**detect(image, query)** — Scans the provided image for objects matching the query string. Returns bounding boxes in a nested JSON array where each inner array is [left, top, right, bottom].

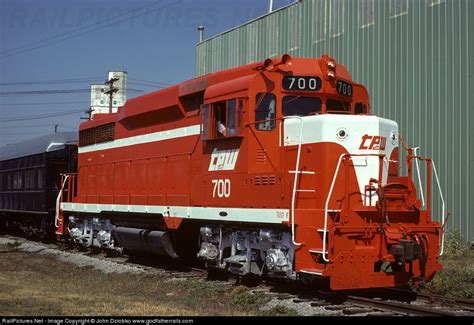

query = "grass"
[[424, 229, 474, 299], [267, 305, 299, 316], [0, 243, 274, 316]]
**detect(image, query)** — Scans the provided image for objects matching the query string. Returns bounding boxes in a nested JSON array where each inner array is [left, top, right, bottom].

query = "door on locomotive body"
[[247, 73, 282, 174], [245, 75, 286, 209], [201, 98, 245, 207]]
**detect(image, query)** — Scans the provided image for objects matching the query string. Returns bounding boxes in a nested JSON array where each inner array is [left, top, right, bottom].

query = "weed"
[[425, 229, 474, 299], [267, 305, 299, 316], [443, 229, 471, 258], [230, 286, 270, 307]]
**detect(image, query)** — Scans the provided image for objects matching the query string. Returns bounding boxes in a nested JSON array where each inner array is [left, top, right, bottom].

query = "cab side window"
[[202, 99, 243, 140], [255, 93, 276, 131], [214, 101, 227, 138]]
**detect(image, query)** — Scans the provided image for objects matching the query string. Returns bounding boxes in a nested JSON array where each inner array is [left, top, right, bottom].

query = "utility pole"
[[103, 77, 119, 114]]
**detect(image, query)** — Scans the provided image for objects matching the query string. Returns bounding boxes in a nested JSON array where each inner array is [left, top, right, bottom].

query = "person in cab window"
[[217, 120, 227, 137], [215, 102, 227, 137], [261, 97, 276, 130]]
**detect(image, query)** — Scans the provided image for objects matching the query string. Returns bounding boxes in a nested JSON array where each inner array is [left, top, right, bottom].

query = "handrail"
[[412, 147, 426, 208], [55, 174, 69, 228], [409, 152, 446, 257], [323, 153, 347, 262], [431, 160, 446, 256], [281, 116, 305, 246], [323, 153, 385, 262]]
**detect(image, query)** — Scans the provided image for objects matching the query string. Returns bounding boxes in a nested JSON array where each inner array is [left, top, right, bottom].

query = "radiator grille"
[[254, 175, 276, 186], [79, 123, 115, 146], [256, 148, 267, 163]]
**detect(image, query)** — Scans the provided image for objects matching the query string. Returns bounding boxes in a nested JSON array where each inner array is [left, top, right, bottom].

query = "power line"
[[0, 1, 180, 59], [0, 101, 90, 106], [128, 81, 165, 89], [1, 123, 79, 129], [0, 89, 92, 95], [0, 1, 165, 56], [0, 78, 171, 90], [128, 78, 171, 87], [0, 77, 103, 86], [0, 109, 85, 122], [0, 128, 78, 135], [0, 130, 66, 136], [0, 88, 145, 95]]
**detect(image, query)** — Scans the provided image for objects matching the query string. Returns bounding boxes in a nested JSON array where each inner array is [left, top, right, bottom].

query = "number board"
[[282, 76, 322, 91], [336, 80, 353, 97]]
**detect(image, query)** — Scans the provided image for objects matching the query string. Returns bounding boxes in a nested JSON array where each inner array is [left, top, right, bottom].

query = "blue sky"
[[0, 0, 293, 146]]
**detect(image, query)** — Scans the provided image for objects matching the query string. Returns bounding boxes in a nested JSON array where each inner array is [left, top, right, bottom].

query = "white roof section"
[[0, 132, 78, 161]]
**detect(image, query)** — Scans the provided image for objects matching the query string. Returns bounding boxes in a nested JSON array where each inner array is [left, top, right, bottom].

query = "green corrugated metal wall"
[[196, 0, 473, 242]]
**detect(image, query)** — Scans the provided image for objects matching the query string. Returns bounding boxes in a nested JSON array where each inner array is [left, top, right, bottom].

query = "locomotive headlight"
[[336, 128, 348, 141], [327, 60, 336, 69], [327, 70, 336, 79]]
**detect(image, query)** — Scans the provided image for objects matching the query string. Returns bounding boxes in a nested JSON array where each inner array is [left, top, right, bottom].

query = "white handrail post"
[[55, 175, 69, 228], [283, 116, 304, 247], [413, 147, 426, 208], [431, 161, 446, 256], [323, 153, 346, 262]]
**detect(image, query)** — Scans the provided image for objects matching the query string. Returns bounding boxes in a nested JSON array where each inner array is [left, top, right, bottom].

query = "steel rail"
[[346, 295, 459, 316], [387, 288, 474, 312]]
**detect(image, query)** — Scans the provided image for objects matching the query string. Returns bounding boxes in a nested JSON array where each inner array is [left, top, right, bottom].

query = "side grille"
[[256, 149, 267, 163], [79, 123, 115, 146], [254, 175, 276, 186]]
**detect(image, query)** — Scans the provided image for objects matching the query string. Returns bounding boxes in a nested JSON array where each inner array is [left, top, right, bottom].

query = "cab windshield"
[[282, 96, 322, 116]]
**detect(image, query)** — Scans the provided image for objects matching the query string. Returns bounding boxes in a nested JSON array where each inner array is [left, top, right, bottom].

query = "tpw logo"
[[359, 134, 387, 150]]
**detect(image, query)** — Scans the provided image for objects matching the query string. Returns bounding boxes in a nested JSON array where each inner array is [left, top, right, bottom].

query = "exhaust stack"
[[197, 26, 205, 43]]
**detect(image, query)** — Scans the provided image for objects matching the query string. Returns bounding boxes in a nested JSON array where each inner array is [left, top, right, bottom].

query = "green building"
[[196, 0, 473, 242]]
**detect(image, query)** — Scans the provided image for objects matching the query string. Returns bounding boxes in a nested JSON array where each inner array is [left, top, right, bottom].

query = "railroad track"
[[1, 232, 473, 317], [345, 295, 461, 316], [387, 288, 474, 313]]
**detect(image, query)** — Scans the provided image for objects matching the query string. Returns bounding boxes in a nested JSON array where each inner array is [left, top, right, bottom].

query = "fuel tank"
[[113, 227, 178, 258]]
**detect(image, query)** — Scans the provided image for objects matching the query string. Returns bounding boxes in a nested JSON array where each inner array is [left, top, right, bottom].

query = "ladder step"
[[327, 209, 341, 213], [300, 268, 324, 276], [317, 228, 327, 233], [288, 170, 316, 175], [294, 189, 316, 193]]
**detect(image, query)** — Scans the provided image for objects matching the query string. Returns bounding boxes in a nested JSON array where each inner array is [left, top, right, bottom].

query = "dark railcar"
[[0, 132, 77, 237]]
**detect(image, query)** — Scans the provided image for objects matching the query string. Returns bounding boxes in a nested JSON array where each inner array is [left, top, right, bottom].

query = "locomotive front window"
[[282, 96, 322, 116], [326, 99, 351, 114], [255, 92, 276, 131], [355, 102, 368, 114]]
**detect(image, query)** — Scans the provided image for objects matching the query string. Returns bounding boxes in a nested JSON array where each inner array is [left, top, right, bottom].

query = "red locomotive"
[[57, 54, 444, 290]]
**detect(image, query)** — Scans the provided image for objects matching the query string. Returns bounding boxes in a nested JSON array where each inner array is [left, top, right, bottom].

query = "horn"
[[264, 54, 292, 71]]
